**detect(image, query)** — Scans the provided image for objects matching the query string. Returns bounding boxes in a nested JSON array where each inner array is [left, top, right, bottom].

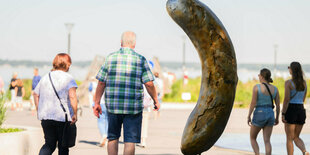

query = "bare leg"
[[262, 126, 273, 155], [285, 123, 295, 155], [293, 124, 308, 154], [107, 139, 118, 155], [123, 142, 135, 155], [250, 125, 261, 155]]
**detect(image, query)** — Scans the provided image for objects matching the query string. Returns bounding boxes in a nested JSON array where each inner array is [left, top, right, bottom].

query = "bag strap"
[[262, 83, 274, 107], [49, 72, 68, 122], [290, 92, 298, 100]]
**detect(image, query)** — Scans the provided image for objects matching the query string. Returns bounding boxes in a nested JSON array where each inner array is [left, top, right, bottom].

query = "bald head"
[[121, 31, 136, 49], [13, 72, 18, 78]]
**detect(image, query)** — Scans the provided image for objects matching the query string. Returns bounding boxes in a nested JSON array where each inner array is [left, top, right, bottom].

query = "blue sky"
[[0, 0, 310, 64]]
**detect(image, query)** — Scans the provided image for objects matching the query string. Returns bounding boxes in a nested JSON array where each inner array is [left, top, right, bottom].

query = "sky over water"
[[0, 0, 309, 64]]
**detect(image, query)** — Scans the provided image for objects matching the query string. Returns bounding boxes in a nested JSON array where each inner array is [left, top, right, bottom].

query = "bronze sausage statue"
[[166, 0, 238, 154]]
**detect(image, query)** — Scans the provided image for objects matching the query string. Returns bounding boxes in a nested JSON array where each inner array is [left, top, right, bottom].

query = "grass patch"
[[0, 92, 24, 133], [163, 77, 310, 108], [0, 128, 24, 133], [0, 93, 6, 127], [163, 77, 201, 103]]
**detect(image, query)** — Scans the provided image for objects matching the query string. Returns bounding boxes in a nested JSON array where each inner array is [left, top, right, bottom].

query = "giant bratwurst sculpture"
[[166, 0, 238, 154]]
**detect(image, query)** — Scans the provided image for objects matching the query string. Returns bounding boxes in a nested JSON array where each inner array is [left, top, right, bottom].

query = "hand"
[[153, 101, 160, 111], [282, 115, 287, 123], [247, 116, 252, 126], [274, 118, 279, 125], [71, 114, 77, 125], [93, 103, 102, 118]]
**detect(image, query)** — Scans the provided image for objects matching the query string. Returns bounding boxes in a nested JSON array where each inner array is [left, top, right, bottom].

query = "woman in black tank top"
[[282, 62, 309, 155]]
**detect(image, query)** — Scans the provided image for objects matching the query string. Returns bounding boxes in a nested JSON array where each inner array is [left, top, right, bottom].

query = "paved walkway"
[[5, 103, 310, 155]]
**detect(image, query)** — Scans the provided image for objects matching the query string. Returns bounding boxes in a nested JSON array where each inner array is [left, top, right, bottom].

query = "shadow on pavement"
[[79, 140, 99, 146], [78, 140, 125, 146]]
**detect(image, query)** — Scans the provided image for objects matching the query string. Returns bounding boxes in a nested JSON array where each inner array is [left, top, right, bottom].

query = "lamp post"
[[182, 35, 188, 86], [182, 35, 186, 69], [65, 23, 74, 55]]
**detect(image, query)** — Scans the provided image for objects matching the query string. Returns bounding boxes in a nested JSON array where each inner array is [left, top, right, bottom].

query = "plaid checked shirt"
[[96, 47, 155, 114]]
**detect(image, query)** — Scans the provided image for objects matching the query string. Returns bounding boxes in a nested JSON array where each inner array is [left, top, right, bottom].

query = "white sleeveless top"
[[34, 70, 78, 122]]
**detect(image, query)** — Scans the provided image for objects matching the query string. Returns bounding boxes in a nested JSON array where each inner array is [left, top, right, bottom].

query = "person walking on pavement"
[[139, 85, 153, 148], [93, 31, 160, 155], [0, 76, 4, 95], [282, 62, 309, 155], [90, 78, 109, 147], [154, 72, 164, 119], [15, 79, 25, 111], [34, 53, 78, 155], [95, 94, 109, 147], [30, 68, 41, 112], [9, 72, 18, 110], [247, 68, 280, 155]]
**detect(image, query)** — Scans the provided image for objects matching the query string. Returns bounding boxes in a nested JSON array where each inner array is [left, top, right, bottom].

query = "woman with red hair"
[[34, 53, 78, 155]]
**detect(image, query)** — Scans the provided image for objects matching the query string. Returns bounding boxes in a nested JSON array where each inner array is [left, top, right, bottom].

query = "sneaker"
[[99, 138, 107, 147], [137, 143, 146, 148]]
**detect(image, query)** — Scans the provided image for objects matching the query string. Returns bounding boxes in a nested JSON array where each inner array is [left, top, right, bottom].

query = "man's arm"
[[144, 81, 160, 110], [93, 81, 106, 117], [95, 81, 106, 105]]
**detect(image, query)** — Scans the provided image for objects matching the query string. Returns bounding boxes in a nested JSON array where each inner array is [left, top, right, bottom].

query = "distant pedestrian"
[[15, 79, 25, 111], [93, 31, 160, 155], [282, 62, 309, 155], [138, 85, 153, 148], [94, 94, 109, 147], [9, 72, 18, 110], [247, 68, 280, 155], [90, 78, 109, 147], [88, 77, 97, 108], [154, 72, 164, 119], [33, 53, 78, 155], [30, 68, 41, 112], [0, 76, 4, 94]]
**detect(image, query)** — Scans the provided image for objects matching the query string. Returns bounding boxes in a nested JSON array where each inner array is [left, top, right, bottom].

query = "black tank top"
[[17, 87, 22, 97]]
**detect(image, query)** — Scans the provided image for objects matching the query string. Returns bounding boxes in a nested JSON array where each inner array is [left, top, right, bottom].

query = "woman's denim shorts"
[[252, 106, 275, 128]]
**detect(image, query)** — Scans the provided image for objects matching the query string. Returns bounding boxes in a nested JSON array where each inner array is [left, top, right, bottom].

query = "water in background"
[[1, 61, 310, 89], [0, 65, 88, 89], [161, 62, 310, 82]]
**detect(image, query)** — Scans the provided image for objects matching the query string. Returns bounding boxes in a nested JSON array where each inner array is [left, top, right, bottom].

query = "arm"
[[282, 81, 291, 123], [22, 87, 25, 98], [15, 87, 18, 97], [33, 92, 39, 111], [93, 81, 106, 117], [95, 81, 106, 106], [69, 87, 78, 124], [144, 81, 160, 110], [247, 85, 258, 126], [274, 89, 280, 125]]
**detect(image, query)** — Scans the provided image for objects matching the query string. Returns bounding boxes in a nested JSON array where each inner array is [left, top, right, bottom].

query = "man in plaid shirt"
[[93, 31, 160, 155]]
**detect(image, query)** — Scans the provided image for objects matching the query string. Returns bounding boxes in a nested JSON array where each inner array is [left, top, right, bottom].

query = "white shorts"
[[16, 96, 22, 103]]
